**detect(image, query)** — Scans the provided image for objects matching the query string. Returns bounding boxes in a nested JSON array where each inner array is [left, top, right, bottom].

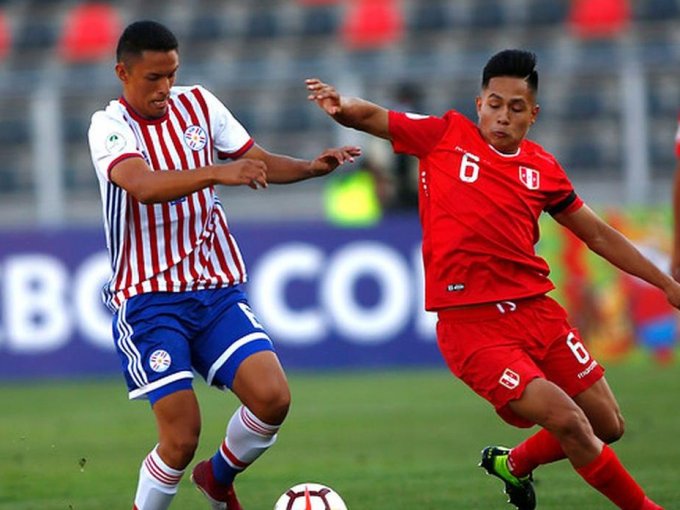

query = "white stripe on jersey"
[[93, 86, 249, 311]]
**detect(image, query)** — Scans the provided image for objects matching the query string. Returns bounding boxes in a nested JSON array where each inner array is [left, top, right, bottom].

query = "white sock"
[[133, 446, 184, 510], [212, 405, 279, 484]]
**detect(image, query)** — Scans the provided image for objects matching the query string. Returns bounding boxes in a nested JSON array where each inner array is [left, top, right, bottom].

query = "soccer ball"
[[274, 482, 348, 510]]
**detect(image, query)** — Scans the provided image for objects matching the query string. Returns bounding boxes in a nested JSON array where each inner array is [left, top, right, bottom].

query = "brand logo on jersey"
[[105, 132, 126, 154], [184, 125, 207, 151], [149, 349, 172, 373], [447, 283, 465, 292], [519, 167, 540, 190], [499, 368, 520, 390]]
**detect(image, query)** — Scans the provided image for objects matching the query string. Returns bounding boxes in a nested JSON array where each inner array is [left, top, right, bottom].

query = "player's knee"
[[160, 429, 200, 468], [545, 406, 592, 443], [599, 413, 625, 444], [249, 385, 291, 426]]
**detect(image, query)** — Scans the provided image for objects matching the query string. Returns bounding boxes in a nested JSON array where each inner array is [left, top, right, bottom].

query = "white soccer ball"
[[274, 482, 348, 510]]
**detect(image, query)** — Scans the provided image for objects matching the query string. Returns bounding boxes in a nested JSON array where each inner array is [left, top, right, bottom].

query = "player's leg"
[[508, 370, 624, 477], [509, 378, 662, 510], [201, 351, 290, 489], [134, 390, 201, 510], [112, 294, 202, 510], [508, 376, 625, 477], [189, 288, 289, 509]]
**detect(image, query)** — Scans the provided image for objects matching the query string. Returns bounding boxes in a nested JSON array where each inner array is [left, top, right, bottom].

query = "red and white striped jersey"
[[675, 112, 680, 158], [88, 85, 254, 311]]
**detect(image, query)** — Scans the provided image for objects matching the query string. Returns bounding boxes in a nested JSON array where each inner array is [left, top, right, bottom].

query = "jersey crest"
[[184, 125, 208, 151], [519, 166, 540, 190]]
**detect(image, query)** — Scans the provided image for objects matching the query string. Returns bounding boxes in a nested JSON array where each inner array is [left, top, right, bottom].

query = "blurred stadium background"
[[0, 0, 677, 375], [0, 0, 678, 224], [1, 1, 680, 508], [0, 0, 676, 374]]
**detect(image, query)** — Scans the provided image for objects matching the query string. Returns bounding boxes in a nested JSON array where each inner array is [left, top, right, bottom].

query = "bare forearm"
[[588, 226, 674, 292], [672, 162, 680, 252], [124, 166, 217, 204], [262, 153, 315, 184], [333, 97, 390, 139]]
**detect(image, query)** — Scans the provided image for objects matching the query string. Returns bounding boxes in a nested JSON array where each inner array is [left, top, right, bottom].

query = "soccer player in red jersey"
[[671, 113, 680, 282], [88, 21, 359, 510], [307, 50, 677, 510]]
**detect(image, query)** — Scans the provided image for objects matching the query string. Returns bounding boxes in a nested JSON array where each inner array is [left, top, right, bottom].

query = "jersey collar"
[[487, 142, 521, 158], [118, 96, 170, 125]]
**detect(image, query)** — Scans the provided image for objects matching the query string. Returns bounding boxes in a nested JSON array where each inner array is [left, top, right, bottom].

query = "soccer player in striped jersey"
[[307, 50, 677, 510], [88, 20, 360, 510], [671, 113, 680, 282]]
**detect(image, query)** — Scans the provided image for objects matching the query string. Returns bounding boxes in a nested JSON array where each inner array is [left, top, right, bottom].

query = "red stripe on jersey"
[[166, 103, 192, 284], [216, 207, 244, 280], [170, 101, 201, 251], [129, 195, 145, 286], [139, 124, 162, 289], [209, 216, 236, 284], [178, 93, 210, 229], [154, 123, 179, 290], [192, 87, 214, 154], [113, 218, 132, 292]]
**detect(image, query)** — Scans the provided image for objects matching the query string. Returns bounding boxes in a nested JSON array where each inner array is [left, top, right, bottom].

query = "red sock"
[[508, 428, 565, 477], [576, 444, 659, 510]]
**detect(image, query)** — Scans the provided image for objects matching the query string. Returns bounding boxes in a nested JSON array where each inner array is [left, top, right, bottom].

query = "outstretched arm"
[[110, 156, 268, 204], [243, 143, 361, 184], [672, 158, 680, 281], [306, 78, 391, 140], [554, 204, 680, 308]]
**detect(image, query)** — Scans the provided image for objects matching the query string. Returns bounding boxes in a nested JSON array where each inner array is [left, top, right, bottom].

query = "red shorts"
[[436, 295, 604, 428]]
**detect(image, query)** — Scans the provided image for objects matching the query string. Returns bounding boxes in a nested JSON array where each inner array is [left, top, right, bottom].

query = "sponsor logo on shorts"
[[149, 349, 172, 373], [499, 368, 520, 390]]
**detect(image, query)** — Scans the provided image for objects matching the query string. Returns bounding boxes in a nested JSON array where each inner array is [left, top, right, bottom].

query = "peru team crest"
[[149, 349, 172, 373], [519, 166, 540, 190], [183, 125, 207, 151]]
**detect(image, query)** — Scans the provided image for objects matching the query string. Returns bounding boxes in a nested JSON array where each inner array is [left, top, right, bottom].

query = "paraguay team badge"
[[183, 125, 207, 151], [149, 349, 172, 373]]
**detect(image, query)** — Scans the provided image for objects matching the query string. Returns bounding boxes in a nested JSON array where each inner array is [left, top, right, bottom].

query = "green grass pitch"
[[1, 362, 678, 509]]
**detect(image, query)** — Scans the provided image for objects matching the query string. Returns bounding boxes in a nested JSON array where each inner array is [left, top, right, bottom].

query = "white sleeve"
[[88, 109, 143, 182], [198, 86, 254, 159]]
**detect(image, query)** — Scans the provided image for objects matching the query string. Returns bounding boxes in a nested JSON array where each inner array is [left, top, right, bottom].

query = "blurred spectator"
[[59, 2, 121, 63], [341, 0, 403, 50], [323, 156, 392, 227], [568, 0, 630, 38], [388, 82, 423, 211], [0, 9, 10, 61]]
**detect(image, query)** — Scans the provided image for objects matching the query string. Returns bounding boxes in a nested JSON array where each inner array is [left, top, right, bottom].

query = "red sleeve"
[[389, 111, 447, 158], [675, 116, 680, 158]]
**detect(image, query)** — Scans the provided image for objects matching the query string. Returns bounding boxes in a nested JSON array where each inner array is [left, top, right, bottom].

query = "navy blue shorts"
[[112, 286, 275, 404]]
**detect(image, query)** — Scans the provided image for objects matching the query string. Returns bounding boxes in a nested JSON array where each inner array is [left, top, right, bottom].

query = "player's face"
[[115, 50, 179, 119], [475, 76, 539, 154]]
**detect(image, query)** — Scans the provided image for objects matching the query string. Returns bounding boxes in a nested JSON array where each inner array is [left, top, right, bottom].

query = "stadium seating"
[[0, 0, 677, 223]]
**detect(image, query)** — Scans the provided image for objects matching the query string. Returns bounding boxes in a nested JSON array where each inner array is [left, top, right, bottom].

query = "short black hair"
[[116, 20, 178, 63], [482, 49, 538, 93]]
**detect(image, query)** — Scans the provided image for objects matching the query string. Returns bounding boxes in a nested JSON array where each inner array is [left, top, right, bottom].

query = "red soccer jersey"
[[389, 110, 583, 310], [675, 112, 680, 158]]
